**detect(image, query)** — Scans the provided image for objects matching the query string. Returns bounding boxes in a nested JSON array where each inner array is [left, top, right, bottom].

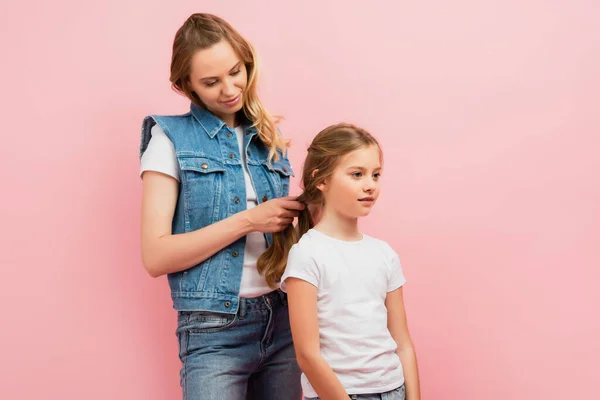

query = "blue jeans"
[[305, 384, 406, 400], [176, 290, 302, 399]]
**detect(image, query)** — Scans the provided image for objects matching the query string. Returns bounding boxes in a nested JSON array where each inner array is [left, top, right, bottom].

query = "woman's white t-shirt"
[[280, 229, 406, 397], [140, 124, 272, 298]]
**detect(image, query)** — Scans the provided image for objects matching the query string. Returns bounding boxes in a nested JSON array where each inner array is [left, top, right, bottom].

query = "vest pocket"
[[179, 156, 226, 228], [264, 157, 293, 197]]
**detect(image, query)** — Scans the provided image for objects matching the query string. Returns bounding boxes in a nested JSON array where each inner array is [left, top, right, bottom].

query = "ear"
[[316, 181, 327, 192], [312, 169, 327, 192]]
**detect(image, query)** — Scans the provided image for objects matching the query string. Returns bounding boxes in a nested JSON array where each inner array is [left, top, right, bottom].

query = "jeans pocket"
[[178, 311, 237, 334], [393, 384, 406, 400]]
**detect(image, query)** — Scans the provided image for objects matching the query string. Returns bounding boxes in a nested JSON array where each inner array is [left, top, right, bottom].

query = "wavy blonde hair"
[[170, 13, 287, 161], [257, 123, 382, 287]]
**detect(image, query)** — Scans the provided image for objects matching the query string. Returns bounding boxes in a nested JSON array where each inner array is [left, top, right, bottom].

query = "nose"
[[363, 177, 377, 193], [222, 78, 236, 97]]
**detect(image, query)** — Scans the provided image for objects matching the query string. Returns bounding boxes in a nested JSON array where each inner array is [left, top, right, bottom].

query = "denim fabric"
[[176, 290, 302, 399], [140, 104, 293, 312], [304, 384, 405, 400]]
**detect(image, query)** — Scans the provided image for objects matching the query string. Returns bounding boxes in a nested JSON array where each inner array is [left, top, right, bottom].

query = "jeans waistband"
[[238, 289, 287, 318]]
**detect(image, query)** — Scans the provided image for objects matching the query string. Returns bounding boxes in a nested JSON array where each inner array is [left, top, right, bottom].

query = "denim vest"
[[140, 104, 293, 313]]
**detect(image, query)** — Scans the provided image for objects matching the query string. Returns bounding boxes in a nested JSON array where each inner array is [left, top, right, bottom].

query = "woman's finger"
[[278, 217, 294, 226], [279, 210, 299, 219], [278, 199, 305, 211]]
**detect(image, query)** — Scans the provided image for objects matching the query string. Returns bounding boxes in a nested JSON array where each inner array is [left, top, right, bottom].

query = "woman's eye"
[[231, 70, 241, 76], [205, 81, 217, 87], [352, 172, 362, 178], [373, 173, 381, 180]]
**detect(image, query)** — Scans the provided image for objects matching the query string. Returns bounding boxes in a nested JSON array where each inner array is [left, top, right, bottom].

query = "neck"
[[222, 113, 237, 128], [211, 108, 238, 128], [314, 206, 361, 241]]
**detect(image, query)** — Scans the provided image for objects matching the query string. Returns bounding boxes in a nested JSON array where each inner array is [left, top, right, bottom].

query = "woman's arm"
[[386, 287, 421, 400], [140, 171, 302, 277], [286, 278, 349, 400]]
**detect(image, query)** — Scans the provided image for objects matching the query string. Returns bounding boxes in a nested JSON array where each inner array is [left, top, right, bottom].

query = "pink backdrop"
[[2, 1, 599, 399]]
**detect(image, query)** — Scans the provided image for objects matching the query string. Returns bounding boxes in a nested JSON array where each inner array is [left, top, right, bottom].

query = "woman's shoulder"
[[140, 112, 191, 158], [143, 111, 194, 128]]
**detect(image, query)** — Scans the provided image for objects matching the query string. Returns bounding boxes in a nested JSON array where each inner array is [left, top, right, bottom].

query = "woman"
[[139, 13, 303, 399]]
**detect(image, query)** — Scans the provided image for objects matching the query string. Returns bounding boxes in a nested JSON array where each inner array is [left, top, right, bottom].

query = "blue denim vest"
[[140, 104, 293, 313]]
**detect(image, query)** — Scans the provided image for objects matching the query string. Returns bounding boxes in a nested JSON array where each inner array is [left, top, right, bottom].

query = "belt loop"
[[239, 298, 246, 319]]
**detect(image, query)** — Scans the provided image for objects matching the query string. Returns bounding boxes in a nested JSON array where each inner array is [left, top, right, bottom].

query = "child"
[[260, 123, 421, 399]]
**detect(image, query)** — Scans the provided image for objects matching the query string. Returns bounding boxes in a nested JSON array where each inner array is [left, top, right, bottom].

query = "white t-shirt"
[[280, 229, 406, 397], [140, 124, 273, 298]]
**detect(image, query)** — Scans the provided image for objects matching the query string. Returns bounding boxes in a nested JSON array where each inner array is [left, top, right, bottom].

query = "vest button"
[[234, 197, 240, 204], [262, 195, 268, 202], [225, 301, 231, 308], [283, 167, 288, 172], [232, 251, 239, 257], [226, 132, 232, 138], [201, 163, 208, 169], [229, 153, 234, 159]]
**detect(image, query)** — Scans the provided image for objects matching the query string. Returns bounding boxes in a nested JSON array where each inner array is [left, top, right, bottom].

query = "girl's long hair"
[[257, 123, 381, 287]]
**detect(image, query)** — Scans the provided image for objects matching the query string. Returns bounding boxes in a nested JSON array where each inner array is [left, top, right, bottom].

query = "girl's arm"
[[386, 287, 421, 400], [286, 278, 349, 400], [141, 171, 301, 277]]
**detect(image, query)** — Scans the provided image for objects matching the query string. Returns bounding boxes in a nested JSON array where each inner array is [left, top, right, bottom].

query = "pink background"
[[2, 1, 599, 399]]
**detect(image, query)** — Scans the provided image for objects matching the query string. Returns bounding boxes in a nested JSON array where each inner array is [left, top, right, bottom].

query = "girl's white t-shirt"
[[140, 124, 272, 298], [280, 228, 406, 397]]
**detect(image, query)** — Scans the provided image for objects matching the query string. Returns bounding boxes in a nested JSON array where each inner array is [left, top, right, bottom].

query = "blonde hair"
[[170, 13, 287, 161], [257, 123, 382, 287]]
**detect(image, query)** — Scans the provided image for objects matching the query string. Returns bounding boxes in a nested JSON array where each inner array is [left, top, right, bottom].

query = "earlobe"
[[313, 169, 326, 192]]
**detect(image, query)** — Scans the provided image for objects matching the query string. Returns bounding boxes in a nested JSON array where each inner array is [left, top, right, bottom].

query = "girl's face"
[[188, 40, 248, 124], [318, 145, 382, 220]]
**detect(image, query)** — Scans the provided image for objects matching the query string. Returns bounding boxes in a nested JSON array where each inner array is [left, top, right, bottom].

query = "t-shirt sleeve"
[[139, 124, 180, 181], [386, 245, 406, 292], [280, 245, 320, 292]]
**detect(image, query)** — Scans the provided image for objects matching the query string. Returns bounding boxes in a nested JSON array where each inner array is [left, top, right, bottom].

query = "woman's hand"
[[244, 196, 305, 233]]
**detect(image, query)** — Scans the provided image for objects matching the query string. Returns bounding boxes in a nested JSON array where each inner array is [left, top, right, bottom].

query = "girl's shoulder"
[[292, 229, 322, 252], [288, 230, 333, 261], [361, 234, 400, 261]]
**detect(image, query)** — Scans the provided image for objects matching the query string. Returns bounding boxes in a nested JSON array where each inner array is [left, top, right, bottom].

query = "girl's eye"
[[352, 172, 362, 178], [204, 81, 217, 87], [373, 173, 381, 180], [231, 70, 241, 76]]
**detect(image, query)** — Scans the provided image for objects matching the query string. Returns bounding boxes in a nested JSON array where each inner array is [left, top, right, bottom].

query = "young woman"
[[139, 13, 303, 399], [265, 123, 422, 400]]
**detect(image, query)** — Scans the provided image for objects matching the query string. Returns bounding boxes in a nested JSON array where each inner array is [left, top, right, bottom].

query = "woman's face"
[[188, 40, 248, 125]]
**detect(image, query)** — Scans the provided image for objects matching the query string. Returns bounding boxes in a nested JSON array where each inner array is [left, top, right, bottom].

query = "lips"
[[358, 197, 375, 202], [221, 94, 241, 105]]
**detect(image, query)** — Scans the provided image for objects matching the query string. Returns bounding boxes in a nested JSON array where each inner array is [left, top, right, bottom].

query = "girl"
[[265, 123, 421, 399], [139, 13, 303, 399]]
